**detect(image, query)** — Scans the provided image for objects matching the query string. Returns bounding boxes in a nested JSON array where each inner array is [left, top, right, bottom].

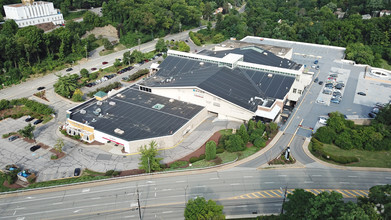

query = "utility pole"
[[148, 157, 150, 173], [280, 186, 288, 215], [137, 189, 142, 220]]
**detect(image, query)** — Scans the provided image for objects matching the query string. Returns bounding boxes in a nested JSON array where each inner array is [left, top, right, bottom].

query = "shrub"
[[216, 148, 225, 154], [112, 171, 121, 176], [2, 132, 16, 138], [6, 174, 16, 185], [199, 154, 206, 160], [189, 156, 199, 163], [225, 134, 245, 152], [170, 161, 189, 169], [218, 134, 229, 148], [73, 135, 81, 140], [51, 155, 58, 160], [205, 141, 217, 161], [314, 126, 337, 144], [213, 157, 222, 165], [238, 124, 249, 144], [253, 137, 266, 148], [127, 69, 149, 81], [61, 129, 68, 136], [87, 82, 122, 97], [105, 170, 115, 176]]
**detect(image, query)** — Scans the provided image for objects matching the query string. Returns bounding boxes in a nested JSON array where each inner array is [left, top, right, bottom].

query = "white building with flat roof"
[[3, 0, 64, 28]]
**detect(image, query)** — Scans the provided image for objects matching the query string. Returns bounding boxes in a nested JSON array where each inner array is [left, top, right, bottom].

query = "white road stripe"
[[52, 202, 63, 205], [264, 182, 274, 184], [312, 175, 322, 177], [209, 178, 219, 180], [230, 183, 240, 186], [82, 188, 90, 193], [176, 180, 185, 183], [304, 181, 314, 183], [339, 182, 350, 184], [162, 211, 173, 214]]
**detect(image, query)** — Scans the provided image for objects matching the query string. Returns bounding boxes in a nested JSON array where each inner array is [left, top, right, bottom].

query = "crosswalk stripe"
[[245, 194, 252, 199], [343, 190, 358, 197], [270, 190, 282, 197], [358, 190, 368, 196], [256, 192, 267, 198], [305, 189, 316, 195], [336, 190, 351, 198], [352, 190, 366, 197], [263, 191, 275, 197], [312, 189, 321, 194], [251, 193, 260, 198]]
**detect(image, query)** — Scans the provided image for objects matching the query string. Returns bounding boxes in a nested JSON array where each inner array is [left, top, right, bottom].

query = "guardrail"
[[0, 157, 238, 195]]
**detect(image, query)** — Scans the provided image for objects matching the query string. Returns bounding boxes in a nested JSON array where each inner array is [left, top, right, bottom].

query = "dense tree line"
[[0, 11, 105, 87], [244, 0, 391, 67], [314, 109, 391, 151]]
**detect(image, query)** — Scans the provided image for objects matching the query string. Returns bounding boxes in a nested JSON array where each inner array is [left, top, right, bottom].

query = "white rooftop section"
[[167, 50, 302, 76], [255, 105, 281, 120], [221, 53, 243, 64]]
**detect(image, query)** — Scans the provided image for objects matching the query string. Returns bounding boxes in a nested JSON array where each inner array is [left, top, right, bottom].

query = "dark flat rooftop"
[[141, 56, 295, 111], [198, 47, 302, 70], [69, 87, 204, 141]]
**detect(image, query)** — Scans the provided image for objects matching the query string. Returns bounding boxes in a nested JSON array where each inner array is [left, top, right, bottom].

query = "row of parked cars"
[[117, 66, 134, 74], [319, 73, 345, 104], [368, 102, 388, 118], [8, 135, 41, 151], [86, 74, 117, 87]]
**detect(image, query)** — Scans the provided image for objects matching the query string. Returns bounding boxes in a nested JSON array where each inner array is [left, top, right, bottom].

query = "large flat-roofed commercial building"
[[66, 87, 207, 153], [138, 43, 309, 122], [3, 0, 64, 28]]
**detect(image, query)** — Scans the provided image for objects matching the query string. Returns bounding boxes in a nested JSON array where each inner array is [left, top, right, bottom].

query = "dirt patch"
[[83, 25, 118, 40], [3, 181, 23, 189], [167, 131, 222, 166], [23, 137, 36, 144], [0, 106, 25, 118], [119, 169, 144, 176], [33, 90, 49, 102], [49, 149, 66, 159]]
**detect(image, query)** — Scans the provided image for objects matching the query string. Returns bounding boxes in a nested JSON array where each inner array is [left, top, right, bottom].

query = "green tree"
[[284, 189, 315, 219], [203, 2, 213, 21], [238, 124, 249, 144], [184, 197, 225, 220], [54, 138, 64, 153], [102, 38, 114, 50], [18, 123, 35, 139], [139, 141, 162, 173], [253, 137, 266, 148], [178, 41, 190, 52], [314, 126, 337, 144], [113, 59, 121, 67], [72, 89, 84, 102], [346, 43, 375, 66], [247, 120, 256, 135], [80, 68, 89, 78], [131, 50, 144, 63], [358, 184, 391, 219], [225, 134, 245, 152], [213, 33, 225, 44], [54, 74, 79, 98], [123, 51, 132, 65], [155, 38, 167, 52], [205, 141, 217, 161]]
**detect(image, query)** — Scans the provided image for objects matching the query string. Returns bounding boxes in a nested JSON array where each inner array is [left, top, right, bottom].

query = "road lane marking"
[[162, 211, 173, 214], [343, 190, 358, 197], [82, 188, 90, 193], [161, 189, 172, 192], [270, 190, 282, 197], [304, 181, 314, 183], [230, 183, 240, 186], [194, 185, 206, 188], [336, 190, 349, 197], [175, 180, 185, 183], [312, 175, 322, 177], [209, 178, 219, 180], [263, 191, 276, 197], [14, 207, 25, 210], [339, 182, 350, 184], [264, 182, 274, 184], [52, 202, 63, 205], [237, 205, 247, 208], [73, 209, 83, 213]]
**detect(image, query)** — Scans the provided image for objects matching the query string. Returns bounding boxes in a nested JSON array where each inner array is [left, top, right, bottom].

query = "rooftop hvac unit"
[[268, 73, 273, 78], [114, 128, 124, 135], [91, 118, 97, 123], [96, 108, 101, 113], [80, 109, 86, 114], [169, 99, 174, 103], [109, 101, 116, 106], [200, 62, 204, 66], [97, 101, 103, 106]]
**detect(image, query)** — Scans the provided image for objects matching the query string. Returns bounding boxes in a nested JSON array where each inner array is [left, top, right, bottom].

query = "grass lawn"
[[99, 44, 127, 56], [319, 144, 391, 168], [64, 10, 87, 21], [219, 129, 233, 136]]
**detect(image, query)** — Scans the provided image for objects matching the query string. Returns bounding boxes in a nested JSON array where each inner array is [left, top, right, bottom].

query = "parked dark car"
[[37, 86, 45, 91], [318, 81, 324, 85], [102, 61, 108, 65], [91, 67, 97, 71], [33, 119, 43, 125], [86, 83, 93, 87], [368, 112, 376, 118], [334, 84, 343, 90], [333, 91, 342, 97], [330, 98, 341, 104], [74, 168, 81, 176], [66, 68, 73, 72], [314, 77, 319, 83], [314, 60, 318, 64], [30, 145, 41, 152], [8, 136, 19, 142], [25, 117, 34, 122], [357, 92, 366, 96]]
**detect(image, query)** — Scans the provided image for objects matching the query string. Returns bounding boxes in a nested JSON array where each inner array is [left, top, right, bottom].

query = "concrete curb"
[[302, 138, 391, 172]]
